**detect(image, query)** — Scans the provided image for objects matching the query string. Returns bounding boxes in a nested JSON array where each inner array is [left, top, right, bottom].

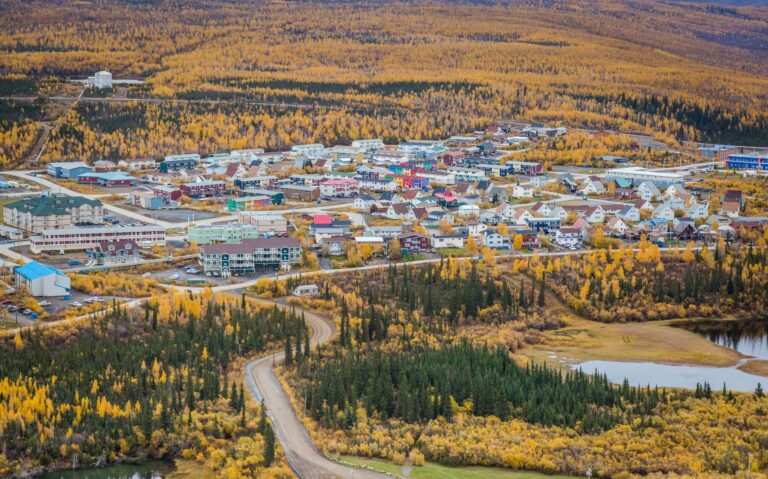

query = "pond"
[[574, 319, 768, 392], [676, 319, 768, 360], [576, 359, 763, 392], [37, 461, 176, 479]]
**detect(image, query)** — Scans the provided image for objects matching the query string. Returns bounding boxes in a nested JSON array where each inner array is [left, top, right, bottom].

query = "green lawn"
[[436, 247, 471, 257], [339, 456, 574, 479]]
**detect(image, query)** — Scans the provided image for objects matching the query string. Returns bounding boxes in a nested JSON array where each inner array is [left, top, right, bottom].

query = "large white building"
[[351, 139, 385, 151], [14, 261, 71, 297], [30, 225, 165, 253], [291, 144, 325, 158], [604, 167, 686, 187], [92, 71, 113, 89]]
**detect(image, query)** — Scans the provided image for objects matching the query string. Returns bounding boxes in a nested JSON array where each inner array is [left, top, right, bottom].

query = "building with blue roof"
[[14, 261, 71, 297]]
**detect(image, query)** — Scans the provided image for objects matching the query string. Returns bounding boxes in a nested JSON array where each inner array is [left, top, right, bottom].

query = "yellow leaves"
[[681, 242, 696, 262], [512, 234, 523, 251], [90, 379, 99, 395], [13, 334, 23, 350], [202, 347, 209, 362], [579, 279, 591, 301]]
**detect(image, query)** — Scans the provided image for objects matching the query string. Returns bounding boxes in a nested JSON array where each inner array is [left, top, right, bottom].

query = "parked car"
[[168, 273, 180, 280], [70, 301, 83, 307], [142, 272, 152, 277], [1, 300, 12, 305], [37, 300, 51, 307], [22, 309, 32, 315], [68, 260, 82, 266], [7, 305, 18, 312]]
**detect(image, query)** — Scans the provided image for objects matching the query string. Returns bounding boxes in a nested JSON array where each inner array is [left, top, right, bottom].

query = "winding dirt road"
[[245, 302, 389, 479]]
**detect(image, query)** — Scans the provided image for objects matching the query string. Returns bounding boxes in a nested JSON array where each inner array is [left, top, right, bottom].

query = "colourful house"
[[227, 196, 273, 212]]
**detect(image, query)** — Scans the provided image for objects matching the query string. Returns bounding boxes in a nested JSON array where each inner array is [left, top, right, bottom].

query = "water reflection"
[[576, 360, 763, 392], [677, 319, 768, 359], [37, 462, 175, 479]]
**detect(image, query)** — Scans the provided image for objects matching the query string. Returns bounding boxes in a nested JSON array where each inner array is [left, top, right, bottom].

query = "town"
[[0, 122, 765, 326], [2, 2, 768, 478]]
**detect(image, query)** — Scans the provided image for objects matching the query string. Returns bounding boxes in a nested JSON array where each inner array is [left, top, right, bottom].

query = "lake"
[[677, 319, 768, 360], [37, 462, 176, 479], [576, 359, 763, 392], [575, 319, 768, 392]]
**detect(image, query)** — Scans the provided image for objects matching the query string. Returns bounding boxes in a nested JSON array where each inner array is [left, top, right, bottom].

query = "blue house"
[[47, 162, 92, 179]]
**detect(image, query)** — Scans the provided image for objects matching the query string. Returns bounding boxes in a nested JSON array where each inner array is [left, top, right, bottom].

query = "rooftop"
[[15, 261, 66, 280]]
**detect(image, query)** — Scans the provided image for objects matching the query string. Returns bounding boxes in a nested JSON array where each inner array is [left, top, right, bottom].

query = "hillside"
[[1, 0, 767, 167]]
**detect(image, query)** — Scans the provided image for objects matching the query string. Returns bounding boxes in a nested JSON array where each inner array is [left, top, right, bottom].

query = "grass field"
[[436, 247, 471, 257], [740, 359, 768, 377], [520, 314, 749, 371], [339, 456, 573, 479]]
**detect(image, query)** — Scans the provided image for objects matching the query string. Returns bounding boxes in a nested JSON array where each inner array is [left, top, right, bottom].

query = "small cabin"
[[293, 284, 320, 297]]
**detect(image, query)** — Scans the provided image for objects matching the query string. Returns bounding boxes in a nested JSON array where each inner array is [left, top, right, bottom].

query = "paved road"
[[245, 300, 389, 479], [5, 170, 362, 229], [1, 298, 145, 337]]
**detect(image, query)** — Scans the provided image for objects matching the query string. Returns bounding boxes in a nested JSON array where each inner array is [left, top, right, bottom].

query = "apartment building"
[[188, 224, 263, 245], [277, 184, 320, 202], [180, 180, 226, 197], [234, 176, 278, 190], [237, 213, 288, 235], [319, 178, 359, 198], [3, 195, 104, 233], [92, 239, 142, 266], [159, 154, 200, 172], [227, 196, 272, 212], [199, 237, 302, 276], [30, 225, 165, 253]]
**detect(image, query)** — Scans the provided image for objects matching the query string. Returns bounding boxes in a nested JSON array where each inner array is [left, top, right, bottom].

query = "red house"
[[149, 185, 182, 202], [180, 180, 226, 197], [397, 233, 431, 252], [77, 172, 137, 187]]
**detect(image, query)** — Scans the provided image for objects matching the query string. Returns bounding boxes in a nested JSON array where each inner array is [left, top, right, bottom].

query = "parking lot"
[[115, 203, 225, 223], [2, 290, 126, 327], [148, 263, 278, 287]]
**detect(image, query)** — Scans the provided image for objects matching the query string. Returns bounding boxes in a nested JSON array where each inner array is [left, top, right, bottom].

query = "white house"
[[386, 203, 412, 220], [687, 200, 710, 219], [619, 204, 641, 223], [293, 284, 320, 296], [637, 182, 661, 201], [466, 221, 488, 236], [354, 195, 376, 212], [483, 231, 511, 249], [431, 235, 466, 249], [512, 184, 534, 198], [457, 204, 480, 217], [504, 206, 535, 226], [652, 203, 675, 221], [582, 180, 606, 195], [605, 216, 629, 235], [554, 227, 586, 248], [664, 184, 688, 200]]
